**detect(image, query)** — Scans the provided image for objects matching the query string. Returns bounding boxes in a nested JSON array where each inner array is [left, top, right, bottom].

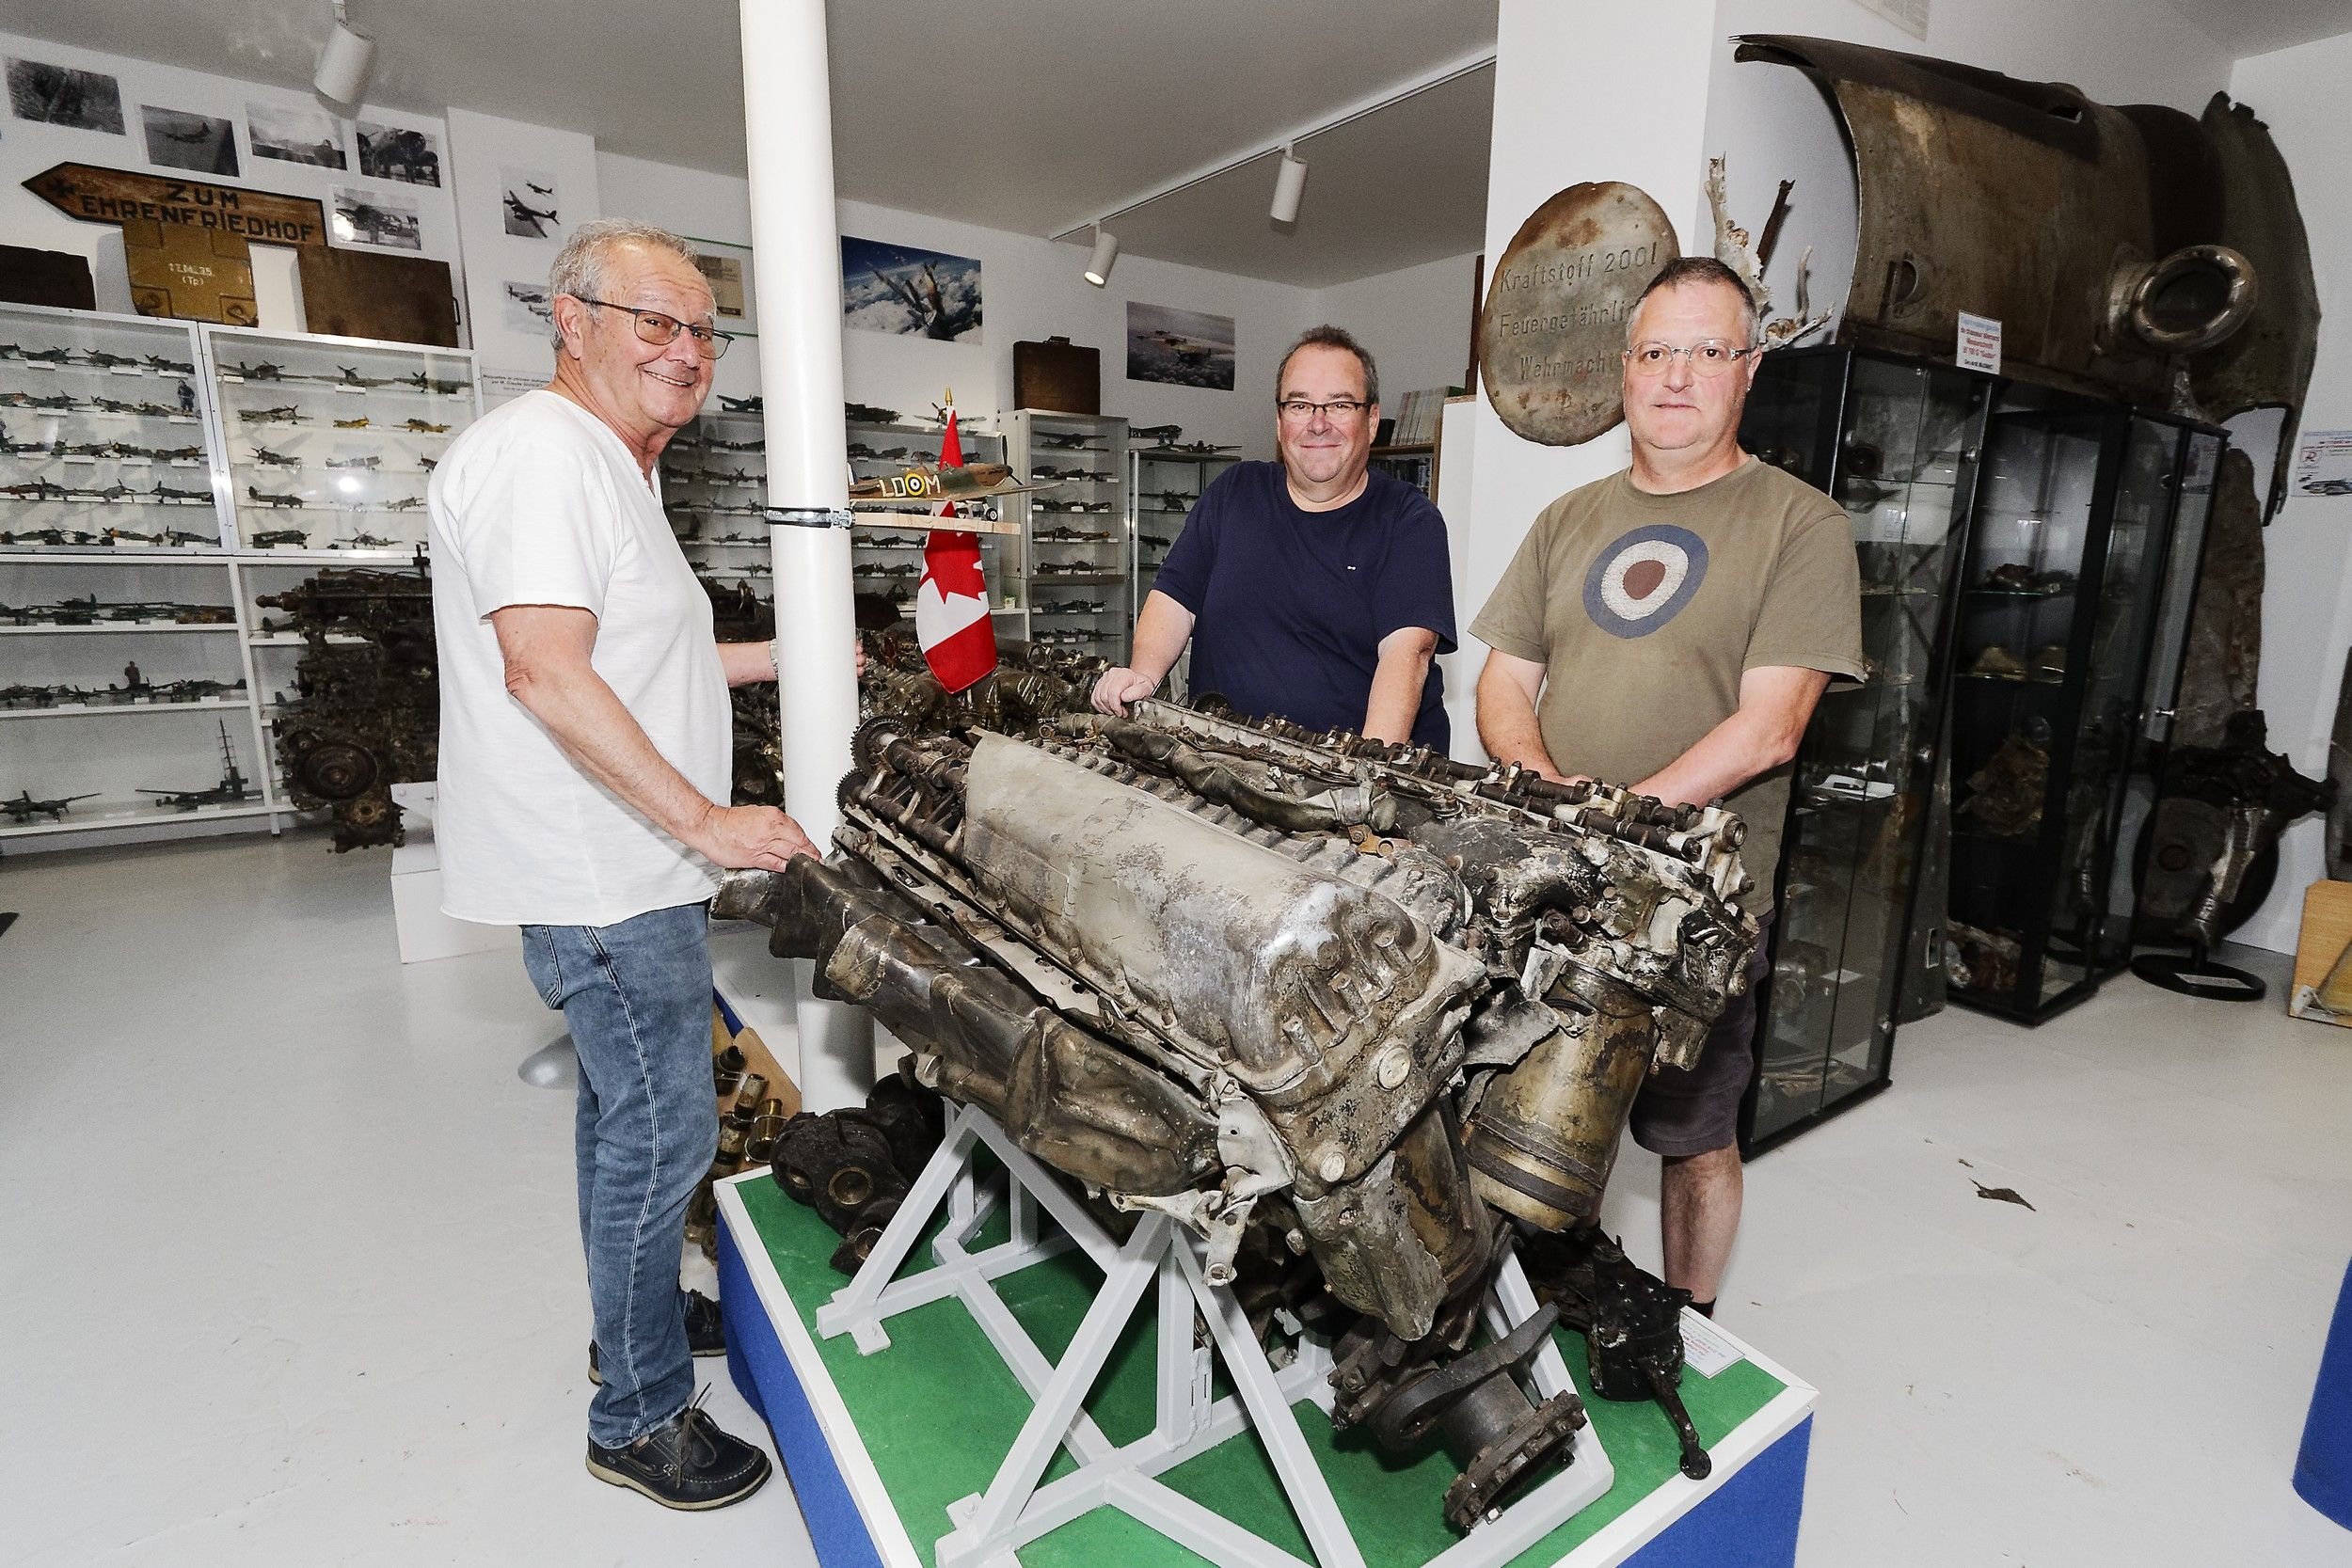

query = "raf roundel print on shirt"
[[1581, 522, 1709, 639]]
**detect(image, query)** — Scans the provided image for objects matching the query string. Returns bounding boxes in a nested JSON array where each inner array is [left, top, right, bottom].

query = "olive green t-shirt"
[[1468, 457, 1864, 895]]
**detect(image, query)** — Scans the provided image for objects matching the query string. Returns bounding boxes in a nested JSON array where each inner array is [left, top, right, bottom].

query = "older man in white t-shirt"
[[429, 218, 808, 1512]]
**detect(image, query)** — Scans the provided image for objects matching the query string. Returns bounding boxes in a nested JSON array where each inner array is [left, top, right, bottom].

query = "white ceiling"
[[4, 0, 1499, 287], [2159, 0, 2352, 57]]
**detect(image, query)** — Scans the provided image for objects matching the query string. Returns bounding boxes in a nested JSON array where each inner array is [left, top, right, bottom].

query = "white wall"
[[446, 110, 600, 393], [600, 151, 1322, 460], [0, 31, 460, 337], [2221, 32, 2352, 954], [1313, 251, 1480, 404]]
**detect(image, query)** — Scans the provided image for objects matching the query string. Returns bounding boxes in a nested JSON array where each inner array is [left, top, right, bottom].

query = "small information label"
[[1956, 312, 2002, 375], [2293, 431, 2352, 498], [1680, 1310, 1745, 1379]]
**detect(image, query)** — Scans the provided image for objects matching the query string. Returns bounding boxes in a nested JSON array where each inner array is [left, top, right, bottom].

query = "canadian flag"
[[914, 404, 998, 692]]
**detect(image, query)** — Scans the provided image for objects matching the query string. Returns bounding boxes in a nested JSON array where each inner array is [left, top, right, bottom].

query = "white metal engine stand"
[[813, 1104, 1614, 1568]]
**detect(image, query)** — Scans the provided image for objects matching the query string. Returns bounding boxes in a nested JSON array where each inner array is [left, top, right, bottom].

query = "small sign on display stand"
[[1956, 311, 2002, 375], [2293, 432, 2352, 498]]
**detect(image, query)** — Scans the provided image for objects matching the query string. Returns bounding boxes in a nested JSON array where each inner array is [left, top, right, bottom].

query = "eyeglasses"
[[1624, 340, 1754, 378], [1277, 397, 1371, 422], [571, 296, 735, 359]]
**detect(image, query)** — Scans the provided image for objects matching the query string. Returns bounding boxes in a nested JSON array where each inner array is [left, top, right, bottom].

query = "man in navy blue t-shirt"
[[1091, 326, 1455, 749]]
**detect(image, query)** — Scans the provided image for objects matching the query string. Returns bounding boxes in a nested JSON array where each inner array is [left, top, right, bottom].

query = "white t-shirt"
[[428, 389, 730, 927]]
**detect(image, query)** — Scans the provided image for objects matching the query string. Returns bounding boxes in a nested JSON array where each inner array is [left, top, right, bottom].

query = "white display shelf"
[[0, 695, 249, 721], [0, 622, 236, 635], [0, 799, 280, 839]]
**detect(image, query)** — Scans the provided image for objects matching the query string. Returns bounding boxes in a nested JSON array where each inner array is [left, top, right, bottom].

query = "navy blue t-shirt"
[[1150, 462, 1455, 749]]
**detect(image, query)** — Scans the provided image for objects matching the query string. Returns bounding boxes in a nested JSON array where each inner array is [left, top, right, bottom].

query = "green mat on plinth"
[[736, 1177, 1783, 1568]]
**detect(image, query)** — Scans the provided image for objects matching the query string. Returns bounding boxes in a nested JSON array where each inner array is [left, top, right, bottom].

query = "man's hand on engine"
[[1091, 665, 1158, 715], [690, 803, 819, 872]]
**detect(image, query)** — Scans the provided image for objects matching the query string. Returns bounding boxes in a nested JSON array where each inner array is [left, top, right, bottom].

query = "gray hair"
[[546, 218, 702, 350], [1627, 255, 1760, 349], [1277, 324, 1379, 408]]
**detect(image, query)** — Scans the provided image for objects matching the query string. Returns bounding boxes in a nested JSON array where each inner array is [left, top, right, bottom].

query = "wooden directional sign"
[[24, 162, 326, 326], [23, 161, 456, 343], [1477, 182, 1680, 447]]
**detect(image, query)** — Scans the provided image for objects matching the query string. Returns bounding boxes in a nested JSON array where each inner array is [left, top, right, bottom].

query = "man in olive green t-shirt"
[[1470, 256, 1863, 1318]]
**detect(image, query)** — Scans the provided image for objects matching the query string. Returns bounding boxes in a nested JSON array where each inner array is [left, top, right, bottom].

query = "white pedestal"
[[388, 782, 517, 964]]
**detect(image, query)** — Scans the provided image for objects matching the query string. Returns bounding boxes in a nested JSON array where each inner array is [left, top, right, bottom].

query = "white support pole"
[[739, 0, 872, 1112]]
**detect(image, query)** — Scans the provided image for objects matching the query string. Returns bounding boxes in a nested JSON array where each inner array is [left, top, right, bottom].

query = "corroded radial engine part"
[[717, 698, 1756, 1526]]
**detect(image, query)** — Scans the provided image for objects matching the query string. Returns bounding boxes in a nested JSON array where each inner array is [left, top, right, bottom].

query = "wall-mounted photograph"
[[1127, 303, 1236, 390], [248, 100, 345, 168], [140, 106, 238, 176], [356, 121, 441, 186], [840, 236, 982, 342], [503, 279, 554, 336], [6, 58, 124, 134], [693, 245, 752, 327], [501, 169, 561, 239], [330, 186, 421, 251]]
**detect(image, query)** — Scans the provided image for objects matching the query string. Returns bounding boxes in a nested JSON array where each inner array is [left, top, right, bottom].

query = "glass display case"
[[201, 325, 479, 555], [0, 304, 228, 550], [845, 412, 1007, 627], [1735, 346, 1994, 1151], [1942, 394, 2225, 1022], [659, 404, 773, 592], [1007, 409, 1128, 660], [1130, 436, 1239, 700]]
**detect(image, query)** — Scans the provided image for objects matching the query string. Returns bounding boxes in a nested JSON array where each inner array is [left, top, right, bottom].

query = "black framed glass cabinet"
[[1940, 395, 2224, 1022], [1735, 347, 1994, 1152]]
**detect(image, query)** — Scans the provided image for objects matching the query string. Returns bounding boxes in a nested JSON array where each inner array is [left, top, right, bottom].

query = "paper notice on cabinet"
[[2292, 432, 2352, 498], [1956, 313, 2002, 374]]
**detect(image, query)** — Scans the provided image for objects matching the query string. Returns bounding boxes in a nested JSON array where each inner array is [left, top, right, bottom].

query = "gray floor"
[[1, 832, 2348, 1567]]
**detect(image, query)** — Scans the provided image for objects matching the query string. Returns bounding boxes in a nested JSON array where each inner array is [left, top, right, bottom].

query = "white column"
[[739, 0, 872, 1111]]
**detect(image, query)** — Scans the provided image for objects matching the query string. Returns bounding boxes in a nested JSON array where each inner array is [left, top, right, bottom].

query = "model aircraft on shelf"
[[87, 397, 179, 418], [1035, 431, 1095, 450], [1033, 599, 1109, 615], [1033, 559, 1106, 577], [326, 454, 381, 470], [330, 366, 392, 388], [851, 562, 918, 578], [706, 435, 764, 451], [246, 487, 305, 510], [718, 394, 763, 413], [1130, 423, 1183, 445], [151, 445, 204, 463], [247, 529, 309, 548], [20, 346, 72, 365], [239, 405, 303, 424], [333, 416, 371, 430], [0, 682, 93, 707], [251, 447, 299, 467], [0, 527, 103, 546], [1027, 465, 1113, 483], [151, 484, 211, 503], [139, 722, 259, 810], [402, 371, 470, 395], [856, 533, 924, 548], [380, 497, 425, 513], [336, 531, 399, 549], [223, 361, 285, 380], [402, 419, 451, 434], [844, 402, 900, 424], [1167, 440, 1239, 455], [1034, 525, 1114, 544], [144, 355, 196, 375], [1035, 499, 1116, 514], [848, 444, 909, 462], [2, 789, 98, 824], [2, 481, 72, 502], [1140, 532, 1174, 550], [1, 392, 81, 411]]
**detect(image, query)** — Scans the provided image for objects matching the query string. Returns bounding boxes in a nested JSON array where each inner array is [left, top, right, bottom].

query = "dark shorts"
[[1629, 911, 1773, 1158]]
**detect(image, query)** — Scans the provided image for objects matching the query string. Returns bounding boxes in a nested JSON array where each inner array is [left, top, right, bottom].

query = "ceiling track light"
[[313, 0, 376, 106], [1083, 226, 1120, 288], [1270, 149, 1309, 224]]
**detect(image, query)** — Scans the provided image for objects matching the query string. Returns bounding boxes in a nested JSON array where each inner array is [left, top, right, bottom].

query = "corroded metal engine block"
[[720, 700, 1756, 1527]]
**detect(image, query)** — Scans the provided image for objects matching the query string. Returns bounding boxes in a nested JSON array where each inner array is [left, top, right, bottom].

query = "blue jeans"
[[519, 903, 717, 1448]]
